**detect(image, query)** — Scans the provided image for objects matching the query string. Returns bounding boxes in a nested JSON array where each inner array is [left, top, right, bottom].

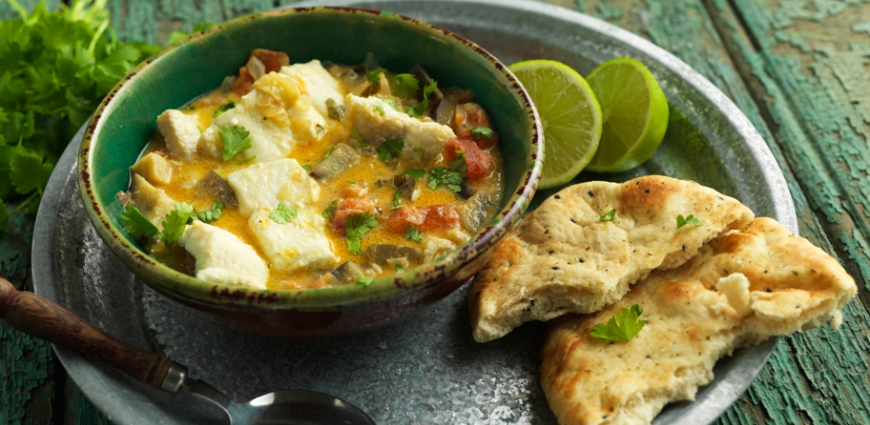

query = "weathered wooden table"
[[2, 0, 868, 423]]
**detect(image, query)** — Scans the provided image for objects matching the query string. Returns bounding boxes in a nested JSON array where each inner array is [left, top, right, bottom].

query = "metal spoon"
[[0, 278, 375, 425]]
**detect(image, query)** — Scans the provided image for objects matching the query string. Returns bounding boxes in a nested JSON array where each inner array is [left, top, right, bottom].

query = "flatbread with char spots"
[[540, 218, 856, 425], [468, 176, 754, 342]]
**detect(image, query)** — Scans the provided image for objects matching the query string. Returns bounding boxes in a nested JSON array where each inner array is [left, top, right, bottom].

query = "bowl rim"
[[77, 5, 544, 311]]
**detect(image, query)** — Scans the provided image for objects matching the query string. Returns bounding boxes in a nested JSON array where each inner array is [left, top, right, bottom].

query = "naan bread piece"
[[469, 176, 754, 342], [540, 217, 856, 425]]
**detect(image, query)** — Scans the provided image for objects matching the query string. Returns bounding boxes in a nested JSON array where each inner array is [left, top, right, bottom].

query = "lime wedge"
[[585, 58, 669, 173], [509, 60, 603, 189]]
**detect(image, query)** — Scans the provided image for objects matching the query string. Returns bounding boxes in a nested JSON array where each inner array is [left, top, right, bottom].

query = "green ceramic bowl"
[[78, 6, 543, 338]]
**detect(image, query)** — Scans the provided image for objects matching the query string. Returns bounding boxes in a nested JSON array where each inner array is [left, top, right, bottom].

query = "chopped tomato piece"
[[387, 205, 461, 233], [332, 196, 376, 236], [444, 138, 493, 181], [454, 102, 498, 149], [231, 49, 290, 96]]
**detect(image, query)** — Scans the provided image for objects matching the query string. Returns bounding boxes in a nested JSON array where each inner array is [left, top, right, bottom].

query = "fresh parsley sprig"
[[590, 304, 645, 342], [270, 203, 298, 224], [345, 212, 378, 255], [677, 214, 701, 228], [377, 138, 405, 162], [366, 68, 387, 84], [404, 226, 424, 243], [323, 200, 338, 218], [121, 202, 194, 250], [470, 126, 494, 139], [428, 154, 466, 193], [392, 73, 420, 98], [406, 80, 438, 118], [220, 125, 253, 161], [193, 202, 223, 224]]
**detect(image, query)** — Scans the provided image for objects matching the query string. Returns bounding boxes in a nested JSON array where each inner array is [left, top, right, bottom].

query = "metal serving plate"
[[32, 1, 794, 423]]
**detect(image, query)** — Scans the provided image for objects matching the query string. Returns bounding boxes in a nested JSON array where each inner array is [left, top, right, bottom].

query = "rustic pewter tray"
[[32, 1, 794, 424]]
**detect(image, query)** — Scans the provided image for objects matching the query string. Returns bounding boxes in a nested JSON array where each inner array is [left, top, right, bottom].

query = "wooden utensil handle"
[[0, 278, 173, 389]]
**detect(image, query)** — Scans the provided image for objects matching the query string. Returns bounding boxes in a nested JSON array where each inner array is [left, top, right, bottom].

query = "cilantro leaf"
[[270, 203, 298, 224], [391, 189, 403, 210], [159, 203, 194, 249], [374, 105, 385, 116], [356, 276, 374, 287], [193, 203, 223, 224], [366, 68, 386, 84], [403, 169, 425, 179], [404, 226, 424, 243], [302, 164, 312, 171], [323, 200, 338, 218], [321, 146, 334, 161], [392, 73, 420, 98], [120, 205, 158, 245], [345, 212, 378, 255], [377, 138, 405, 162], [470, 126, 494, 139], [428, 155, 466, 193], [677, 214, 702, 228], [219, 125, 253, 161], [351, 127, 368, 147], [405, 80, 437, 118], [598, 209, 616, 222], [590, 304, 645, 342], [213, 100, 236, 117], [9, 150, 53, 195]]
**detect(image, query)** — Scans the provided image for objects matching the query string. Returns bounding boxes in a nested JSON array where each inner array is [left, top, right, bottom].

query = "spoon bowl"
[[0, 278, 375, 425]]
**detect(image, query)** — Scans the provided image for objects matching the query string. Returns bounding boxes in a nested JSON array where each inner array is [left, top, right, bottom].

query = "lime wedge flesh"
[[585, 58, 669, 173], [509, 60, 603, 189]]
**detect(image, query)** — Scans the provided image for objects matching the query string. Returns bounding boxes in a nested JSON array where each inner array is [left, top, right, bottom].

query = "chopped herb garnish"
[[346, 180, 356, 185], [302, 164, 313, 171], [374, 104, 385, 116], [403, 169, 426, 179], [321, 146, 335, 161], [351, 127, 369, 147], [193, 203, 223, 224], [392, 73, 420, 98], [391, 189, 403, 210], [197, 125, 205, 133], [323, 200, 338, 218], [160, 203, 195, 249], [380, 97, 401, 111], [269, 203, 298, 224], [396, 264, 406, 273], [413, 147, 426, 153], [470, 126, 494, 139], [598, 209, 616, 222], [220, 125, 253, 161], [120, 205, 158, 247], [345, 212, 379, 255], [366, 68, 387, 84], [213, 100, 237, 117], [404, 226, 425, 243], [238, 155, 257, 165], [590, 304, 645, 342], [677, 214, 702, 228], [428, 155, 466, 193], [377, 138, 405, 162], [406, 80, 438, 118], [357, 276, 374, 287]]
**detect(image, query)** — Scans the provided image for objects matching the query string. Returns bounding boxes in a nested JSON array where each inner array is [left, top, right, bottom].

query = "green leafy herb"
[[403, 169, 425, 179], [167, 22, 214, 45], [405, 80, 438, 118], [428, 155, 466, 193], [323, 200, 338, 218], [366, 68, 386, 84], [380, 97, 400, 111], [193, 203, 223, 224], [212, 100, 236, 117], [321, 146, 335, 161], [238, 155, 257, 165], [374, 104, 385, 116], [356, 276, 374, 287], [470, 126, 494, 139], [404, 226, 424, 243], [219, 125, 253, 161], [396, 264, 405, 273], [598, 209, 616, 222], [159, 203, 194, 249], [392, 73, 420, 98], [590, 304, 645, 342], [351, 128, 368, 147], [377, 138, 405, 162], [120, 205, 158, 244], [345, 212, 378, 255], [677, 214, 702, 228], [391, 189, 403, 210], [302, 164, 313, 171], [269, 203, 298, 224], [0, 0, 160, 228]]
